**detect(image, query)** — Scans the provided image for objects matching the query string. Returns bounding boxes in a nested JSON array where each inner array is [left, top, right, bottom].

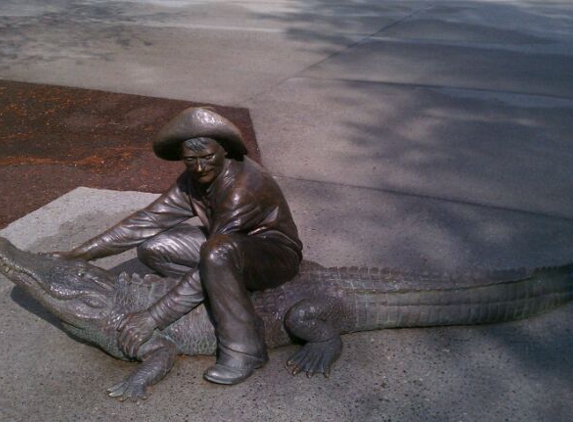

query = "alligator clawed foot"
[[107, 379, 149, 402], [286, 336, 342, 378]]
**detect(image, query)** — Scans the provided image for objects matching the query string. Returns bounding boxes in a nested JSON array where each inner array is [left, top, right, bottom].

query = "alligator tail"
[[340, 264, 573, 332]]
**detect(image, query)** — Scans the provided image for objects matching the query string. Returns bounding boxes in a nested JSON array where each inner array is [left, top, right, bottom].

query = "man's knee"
[[200, 234, 242, 268], [137, 238, 164, 266]]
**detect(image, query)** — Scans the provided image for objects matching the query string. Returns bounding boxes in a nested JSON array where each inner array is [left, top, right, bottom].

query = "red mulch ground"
[[0, 80, 260, 229]]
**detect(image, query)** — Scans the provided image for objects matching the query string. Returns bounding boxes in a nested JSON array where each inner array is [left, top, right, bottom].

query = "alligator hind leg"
[[107, 338, 178, 401], [284, 297, 343, 377]]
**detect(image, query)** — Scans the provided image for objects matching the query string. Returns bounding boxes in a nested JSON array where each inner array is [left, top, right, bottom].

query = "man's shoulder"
[[175, 170, 193, 192], [232, 157, 276, 185], [233, 156, 266, 173]]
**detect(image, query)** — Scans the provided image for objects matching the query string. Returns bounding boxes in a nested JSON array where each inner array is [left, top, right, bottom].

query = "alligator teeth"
[[0, 260, 22, 279]]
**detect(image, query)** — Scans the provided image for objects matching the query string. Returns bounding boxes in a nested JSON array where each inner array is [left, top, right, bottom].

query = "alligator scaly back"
[[270, 263, 573, 334]]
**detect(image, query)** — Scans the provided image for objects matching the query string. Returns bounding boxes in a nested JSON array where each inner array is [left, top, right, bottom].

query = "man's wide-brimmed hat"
[[153, 107, 247, 161]]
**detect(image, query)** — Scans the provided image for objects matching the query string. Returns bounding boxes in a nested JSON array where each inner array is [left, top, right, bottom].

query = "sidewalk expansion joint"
[[367, 35, 573, 54], [368, 4, 434, 38], [276, 174, 573, 223], [293, 75, 573, 101], [237, 4, 433, 106]]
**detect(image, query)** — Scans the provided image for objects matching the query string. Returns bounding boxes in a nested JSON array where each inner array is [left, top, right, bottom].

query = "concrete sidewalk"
[[1, 1, 573, 421]]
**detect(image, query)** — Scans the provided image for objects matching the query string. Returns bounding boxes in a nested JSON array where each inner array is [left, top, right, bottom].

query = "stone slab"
[[247, 77, 573, 219], [0, 188, 159, 291], [1, 186, 573, 421]]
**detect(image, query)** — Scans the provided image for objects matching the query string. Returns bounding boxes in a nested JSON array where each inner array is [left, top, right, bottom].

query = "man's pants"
[[137, 224, 300, 368]]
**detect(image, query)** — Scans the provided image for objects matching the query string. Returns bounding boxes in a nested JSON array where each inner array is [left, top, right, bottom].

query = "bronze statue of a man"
[[58, 107, 302, 385]]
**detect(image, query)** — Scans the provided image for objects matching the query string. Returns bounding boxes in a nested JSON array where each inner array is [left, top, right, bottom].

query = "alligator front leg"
[[284, 297, 343, 377], [107, 338, 178, 401]]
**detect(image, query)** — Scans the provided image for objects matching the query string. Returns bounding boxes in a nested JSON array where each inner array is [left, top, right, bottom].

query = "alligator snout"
[[0, 237, 18, 275], [0, 237, 38, 285], [0, 236, 15, 253]]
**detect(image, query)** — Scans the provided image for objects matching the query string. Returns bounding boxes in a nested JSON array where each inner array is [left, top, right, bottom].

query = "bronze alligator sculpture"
[[1, 236, 572, 401]]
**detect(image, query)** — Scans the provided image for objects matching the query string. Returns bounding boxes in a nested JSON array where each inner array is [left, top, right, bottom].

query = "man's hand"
[[117, 310, 157, 358]]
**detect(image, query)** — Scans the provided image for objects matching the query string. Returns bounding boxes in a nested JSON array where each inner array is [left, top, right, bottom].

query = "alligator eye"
[[82, 296, 105, 309], [77, 271, 85, 277]]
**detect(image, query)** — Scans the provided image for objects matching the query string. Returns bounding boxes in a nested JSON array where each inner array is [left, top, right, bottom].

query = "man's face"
[[181, 138, 226, 185]]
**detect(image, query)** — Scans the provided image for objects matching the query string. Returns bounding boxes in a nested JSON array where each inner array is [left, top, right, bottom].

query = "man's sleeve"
[[70, 177, 195, 260]]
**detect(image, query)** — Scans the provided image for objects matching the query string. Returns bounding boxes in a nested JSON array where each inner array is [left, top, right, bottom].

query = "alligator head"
[[0, 237, 119, 352]]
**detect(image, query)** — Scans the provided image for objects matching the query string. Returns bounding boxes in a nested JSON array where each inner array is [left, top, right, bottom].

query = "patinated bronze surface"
[[2, 237, 573, 401], [55, 107, 302, 385]]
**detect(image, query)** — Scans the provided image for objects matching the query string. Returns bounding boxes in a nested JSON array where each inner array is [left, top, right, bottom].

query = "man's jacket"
[[72, 157, 302, 260]]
